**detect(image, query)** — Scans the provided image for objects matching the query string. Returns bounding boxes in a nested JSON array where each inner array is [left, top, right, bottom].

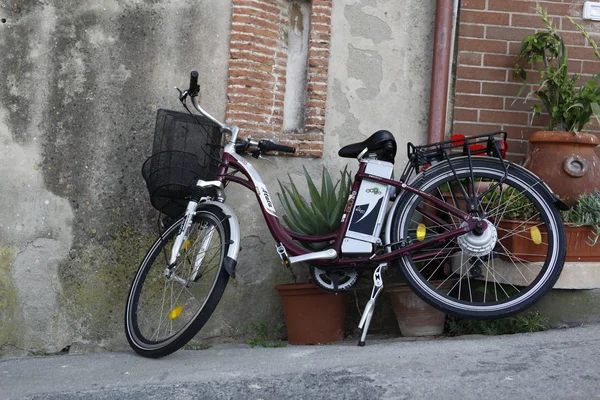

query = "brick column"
[[226, 0, 332, 157]]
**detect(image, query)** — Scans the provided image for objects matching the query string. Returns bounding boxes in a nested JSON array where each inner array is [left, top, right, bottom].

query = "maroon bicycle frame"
[[216, 150, 480, 268]]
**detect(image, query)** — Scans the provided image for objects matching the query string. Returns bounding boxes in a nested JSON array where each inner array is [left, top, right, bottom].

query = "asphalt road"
[[2, 325, 600, 399]]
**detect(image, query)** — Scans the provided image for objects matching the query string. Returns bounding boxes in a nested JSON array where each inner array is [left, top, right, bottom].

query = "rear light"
[[469, 143, 486, 154], [450, 134, 465, 145]]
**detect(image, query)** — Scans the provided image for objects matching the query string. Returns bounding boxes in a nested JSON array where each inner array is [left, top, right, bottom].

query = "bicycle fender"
[[199, 201, 241, 278], [500, 161, 569, 211], [409, 156, 569, 210]]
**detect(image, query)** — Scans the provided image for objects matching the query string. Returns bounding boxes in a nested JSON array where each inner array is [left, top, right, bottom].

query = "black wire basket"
[[142, 109, 222, 217]]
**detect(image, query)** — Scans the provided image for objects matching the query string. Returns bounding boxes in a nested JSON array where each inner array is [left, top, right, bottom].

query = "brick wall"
[[225, 0, 332, 157], [453, 0, 600, 161]]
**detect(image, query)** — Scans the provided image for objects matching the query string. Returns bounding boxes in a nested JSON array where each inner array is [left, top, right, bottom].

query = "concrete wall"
[[0, 0, 435, 357]]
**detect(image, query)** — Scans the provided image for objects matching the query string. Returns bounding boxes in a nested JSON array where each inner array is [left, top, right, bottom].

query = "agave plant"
[[277, 166, 352, 235]]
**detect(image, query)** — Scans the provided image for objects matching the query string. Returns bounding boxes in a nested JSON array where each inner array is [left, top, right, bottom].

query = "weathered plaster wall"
[[0, 0, 435, 356], [0, 0, 232, 357]]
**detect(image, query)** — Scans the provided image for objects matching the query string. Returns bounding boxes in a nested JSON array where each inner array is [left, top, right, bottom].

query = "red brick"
[[455, 79, 481, 94], [510, 14, 547, 29], [452, 122, 504, 135], [312, 15, 331, 24], [460, 10, 509, 26], [557, 30, 587, 47], [483, 53, 520, 68], [306, 100, 326, 109], [506, 126, 542, 142], [455, 94, 504, 109], [537, 2, 572, 17], [488, 0, 536, 13], [312, 0, 333, 8], [453, 108, 479, 122], [570, 45, 600, 61], [230, 33, 278, 49], [480, 110, 529, 125], [461, 0, 486, 10], [459, 38, 508, 54], [504, 96, 539, 112], [486, 26, 535, 42], [233, 0, 280, 16], [457, 66, 508, 81], [231, 23, 279, 39], [230, 50, 275, 65], [229, 68, 274, 81], [228, 94, 282, 107], [482, 82, 527, 96], [505, 138, 528, 154], [458, 52, 483, 66], [582, 60, 600, 74], [459, 24, 484, 39], [229, 77, 276, 91]]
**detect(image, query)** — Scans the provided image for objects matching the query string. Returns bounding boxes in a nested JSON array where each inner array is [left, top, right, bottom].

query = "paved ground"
[[2, 325, 600, 399]]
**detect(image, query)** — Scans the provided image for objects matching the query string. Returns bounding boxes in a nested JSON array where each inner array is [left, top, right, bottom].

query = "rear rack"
[[400, 131, 508, 213], [406, 130, 507, 171]]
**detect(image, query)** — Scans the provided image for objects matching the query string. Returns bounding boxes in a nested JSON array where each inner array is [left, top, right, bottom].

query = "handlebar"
[[235, 139, 296, 154], [181, 71, 296, 155], [259, 140, 296, 154], [189, 71, 200, 97]]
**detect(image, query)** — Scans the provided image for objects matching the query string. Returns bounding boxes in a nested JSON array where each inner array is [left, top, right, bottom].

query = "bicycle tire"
[[390, 157, 566, 319], [125, 205, 230, 358]]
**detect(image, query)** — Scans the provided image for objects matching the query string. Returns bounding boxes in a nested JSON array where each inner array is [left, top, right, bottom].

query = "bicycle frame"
[[215, 141, 482, 268], [182, 94, 485, 270]]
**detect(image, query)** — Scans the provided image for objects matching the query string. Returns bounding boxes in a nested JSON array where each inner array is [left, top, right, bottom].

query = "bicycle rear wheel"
[[125, 205, 230, 358], [390, 157, 566, 319]]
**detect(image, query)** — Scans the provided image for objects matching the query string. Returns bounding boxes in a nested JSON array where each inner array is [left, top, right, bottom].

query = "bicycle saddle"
[[338, 130, 397, 163]]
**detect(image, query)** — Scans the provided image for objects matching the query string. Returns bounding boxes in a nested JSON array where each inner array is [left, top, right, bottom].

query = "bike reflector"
[[169, 306, 183, 320]]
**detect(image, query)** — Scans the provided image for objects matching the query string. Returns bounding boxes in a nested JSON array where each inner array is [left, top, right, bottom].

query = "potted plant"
[[514, 6, 600, 206], [273, 166, 351, 344], [497, 188, 600, 262], [385, 280, 452, 337]]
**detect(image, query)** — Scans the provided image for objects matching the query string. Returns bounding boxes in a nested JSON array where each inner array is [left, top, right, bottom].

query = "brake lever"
[[174, 86, 188, 102]]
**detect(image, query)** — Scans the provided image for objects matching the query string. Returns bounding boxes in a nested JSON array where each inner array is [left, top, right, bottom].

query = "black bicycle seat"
[[338, 130, 397, 163]]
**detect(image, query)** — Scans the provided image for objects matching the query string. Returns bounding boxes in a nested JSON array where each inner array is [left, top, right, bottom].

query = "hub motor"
[[457, 219, 498, 257]]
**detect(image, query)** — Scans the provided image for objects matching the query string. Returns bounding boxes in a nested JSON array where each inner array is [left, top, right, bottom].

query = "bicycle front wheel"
[[125, 205, 230, 358], [390, 157, 566, 319]]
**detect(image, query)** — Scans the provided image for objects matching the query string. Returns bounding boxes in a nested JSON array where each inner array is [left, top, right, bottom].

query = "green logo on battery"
[[366, 187, 382, 195]]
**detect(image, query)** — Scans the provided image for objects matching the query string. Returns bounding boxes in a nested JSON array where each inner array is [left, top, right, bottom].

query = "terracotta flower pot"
[[274, 283, 345, 345], [498, 219, 600, 262], [523, 131, 600, 207], [386, 282, 450, 337]]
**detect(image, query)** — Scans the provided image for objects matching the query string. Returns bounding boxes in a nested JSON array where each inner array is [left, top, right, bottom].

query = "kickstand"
[[356, 263, 387, 346]]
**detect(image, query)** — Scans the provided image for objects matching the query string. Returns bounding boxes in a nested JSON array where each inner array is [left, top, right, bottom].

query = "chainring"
[[310, 266, 358, 292]]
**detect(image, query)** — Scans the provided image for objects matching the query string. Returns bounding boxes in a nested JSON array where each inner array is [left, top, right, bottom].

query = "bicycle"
[[124, 71, 568, 358]]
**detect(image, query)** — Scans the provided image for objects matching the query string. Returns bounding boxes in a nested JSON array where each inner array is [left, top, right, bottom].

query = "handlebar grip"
[[259, 140, 296, 154], [189, 71, 200, 96]]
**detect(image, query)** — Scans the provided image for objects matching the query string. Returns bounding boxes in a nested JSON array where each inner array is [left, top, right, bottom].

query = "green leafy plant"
[[446, 311, 550, 336], [514, 6, 600, 133], [497, 186, 537, 220], [245, 321, 287, 348], [277, 166, 352, 235], [561, 191, 600, 246]]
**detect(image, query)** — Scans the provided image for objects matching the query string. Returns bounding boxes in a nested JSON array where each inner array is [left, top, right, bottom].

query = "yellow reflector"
[[169, 305, 183, 320], [416, 224, 426, 242], [530, 226, 542, 245], [181, 240, 191, 251]]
